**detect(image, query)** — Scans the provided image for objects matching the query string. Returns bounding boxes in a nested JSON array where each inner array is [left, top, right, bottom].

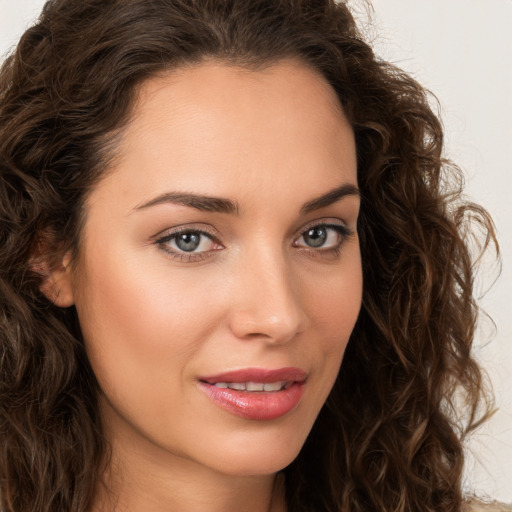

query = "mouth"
[[198, 367, 307, 421], [210, 381, 292, 392]]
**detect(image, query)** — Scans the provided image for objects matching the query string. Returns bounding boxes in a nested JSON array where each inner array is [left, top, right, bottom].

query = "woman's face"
[[68, 60, 362, 476]]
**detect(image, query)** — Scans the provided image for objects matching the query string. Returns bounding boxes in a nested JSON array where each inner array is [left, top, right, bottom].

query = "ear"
[[35, 250, 75, 308]]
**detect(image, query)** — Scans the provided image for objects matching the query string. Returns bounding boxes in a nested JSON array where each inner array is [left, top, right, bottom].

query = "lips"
[[198, 367, 307, 421]]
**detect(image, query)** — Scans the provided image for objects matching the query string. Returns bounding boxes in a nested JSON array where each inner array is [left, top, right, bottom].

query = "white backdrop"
[[368, 1, 512, 502], [1, 0, 511, 503]]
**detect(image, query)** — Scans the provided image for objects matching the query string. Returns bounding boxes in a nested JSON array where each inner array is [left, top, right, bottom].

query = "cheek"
[[298, 249, 362, 395], [72, 248, 225, 399], [305, 254, 362, 347]]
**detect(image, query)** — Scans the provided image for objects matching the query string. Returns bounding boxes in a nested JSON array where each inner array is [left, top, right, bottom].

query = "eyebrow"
[[134, 182, 359, 215], [135, 192, 239, 214], [299, 183, 360, 214]]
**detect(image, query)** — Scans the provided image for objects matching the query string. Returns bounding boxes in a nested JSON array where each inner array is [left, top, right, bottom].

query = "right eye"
[[155, 228, 223, 261]]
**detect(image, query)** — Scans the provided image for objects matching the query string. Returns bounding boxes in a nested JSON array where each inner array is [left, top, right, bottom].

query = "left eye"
[[294, 224, 347, 249]]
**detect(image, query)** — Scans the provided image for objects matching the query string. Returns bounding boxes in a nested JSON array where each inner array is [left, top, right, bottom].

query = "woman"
[[0, 0, 504, 510]]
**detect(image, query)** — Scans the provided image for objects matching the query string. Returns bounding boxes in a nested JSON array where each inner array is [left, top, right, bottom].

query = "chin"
[[192, 423, 309, 477], [213, 447, 301, 477]]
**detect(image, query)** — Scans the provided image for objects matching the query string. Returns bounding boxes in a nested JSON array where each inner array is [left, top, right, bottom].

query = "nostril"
[[228, 307, 307, 344], [227, 259, 308, 342]]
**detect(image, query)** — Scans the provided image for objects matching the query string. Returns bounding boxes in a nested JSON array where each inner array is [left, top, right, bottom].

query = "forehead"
[[88, 59, 356, 213], [133, 58, 345, 127]]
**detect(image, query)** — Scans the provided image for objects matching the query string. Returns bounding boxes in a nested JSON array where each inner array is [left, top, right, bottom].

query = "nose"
[[227, 249, 309, 344]]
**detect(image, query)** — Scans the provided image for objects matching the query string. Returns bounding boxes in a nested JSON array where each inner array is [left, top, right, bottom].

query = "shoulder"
[[462, 500, 512, 512]]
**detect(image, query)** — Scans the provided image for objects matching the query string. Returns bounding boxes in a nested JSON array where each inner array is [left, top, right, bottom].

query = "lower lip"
[[199, 381, 306, 420]]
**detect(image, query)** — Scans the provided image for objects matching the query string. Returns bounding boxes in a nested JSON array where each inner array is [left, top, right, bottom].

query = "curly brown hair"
[[0, 0, 497, 511]]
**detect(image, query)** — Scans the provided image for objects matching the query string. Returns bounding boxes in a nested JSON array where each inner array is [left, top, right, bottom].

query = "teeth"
[[213, 381, 288, 392], [263, 382, 283, 392], [246, 381, 264, 391]]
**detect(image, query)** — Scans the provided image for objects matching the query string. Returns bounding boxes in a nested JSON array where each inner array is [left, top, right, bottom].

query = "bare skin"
[[47, 59, 362, 512]]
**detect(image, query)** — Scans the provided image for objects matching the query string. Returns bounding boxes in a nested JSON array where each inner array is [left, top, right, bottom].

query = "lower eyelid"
[[156, 240, 219, 263]]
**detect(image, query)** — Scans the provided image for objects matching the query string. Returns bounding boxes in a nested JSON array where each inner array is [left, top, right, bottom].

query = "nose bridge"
[[228, 242, 307, 343]]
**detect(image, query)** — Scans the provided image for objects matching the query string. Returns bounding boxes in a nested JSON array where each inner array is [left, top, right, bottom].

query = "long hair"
[[0, 1, 496, 510]]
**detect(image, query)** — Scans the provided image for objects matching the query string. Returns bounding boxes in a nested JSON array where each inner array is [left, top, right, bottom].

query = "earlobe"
[[37, 251, 75, 308]]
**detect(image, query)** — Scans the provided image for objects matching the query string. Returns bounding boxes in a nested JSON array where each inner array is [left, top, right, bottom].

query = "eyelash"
[[154, 221, 353, 263]]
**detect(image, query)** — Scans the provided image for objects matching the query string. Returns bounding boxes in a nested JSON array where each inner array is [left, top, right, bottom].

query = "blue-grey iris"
[[304, 227, 327, 247], [176, 232, 201, 252]]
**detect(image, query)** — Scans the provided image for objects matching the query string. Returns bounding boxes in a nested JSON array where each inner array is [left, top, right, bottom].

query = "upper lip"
[[199, 367, 308, 384]]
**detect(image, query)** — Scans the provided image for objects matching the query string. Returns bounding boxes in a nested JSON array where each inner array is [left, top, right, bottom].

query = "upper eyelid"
[[153, 217, 351, 246], [154, 224, 219, 241], [296, 218, 350, 234]]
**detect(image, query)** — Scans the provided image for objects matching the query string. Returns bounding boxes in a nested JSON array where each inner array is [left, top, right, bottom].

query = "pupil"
[[305, 227, 327, 247], [176, 232, 201, 252]]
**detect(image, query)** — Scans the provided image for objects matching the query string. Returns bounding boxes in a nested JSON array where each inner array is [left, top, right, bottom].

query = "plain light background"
[[1, 0, 511, 503], [367, 1, 512, 502]]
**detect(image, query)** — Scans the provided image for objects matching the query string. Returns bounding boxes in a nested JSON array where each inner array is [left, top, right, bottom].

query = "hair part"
[[0, 1, 496, 511]]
